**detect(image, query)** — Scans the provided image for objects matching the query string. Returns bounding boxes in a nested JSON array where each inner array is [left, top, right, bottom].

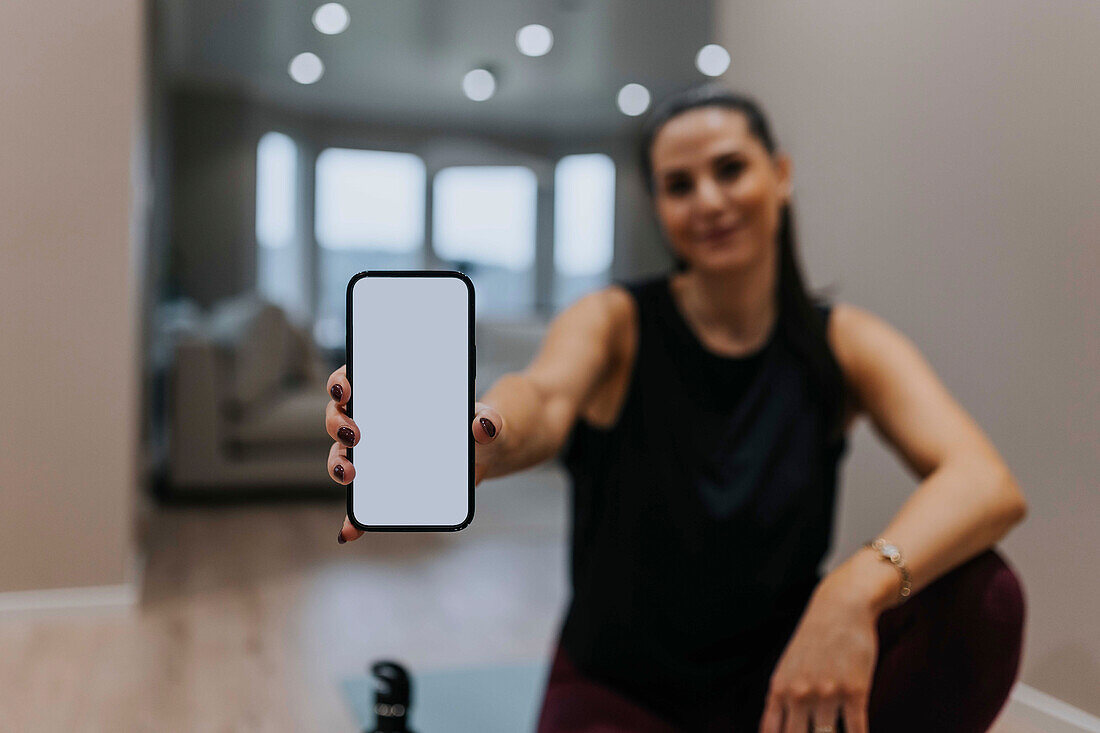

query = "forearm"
[[822, 459, 1027, 615], [476, 372, 568, 481]]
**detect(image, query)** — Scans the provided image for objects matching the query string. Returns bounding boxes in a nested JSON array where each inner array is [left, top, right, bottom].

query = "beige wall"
[[715, 0, 1100, 714], [0, 1, 142, 591]]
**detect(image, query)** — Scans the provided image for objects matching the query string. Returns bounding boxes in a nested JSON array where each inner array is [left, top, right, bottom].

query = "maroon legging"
[[537, 550, 1024, 732]]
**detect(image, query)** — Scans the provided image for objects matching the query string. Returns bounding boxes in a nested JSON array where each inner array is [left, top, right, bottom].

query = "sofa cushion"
[[207, 295, 293, 416], [226, 385, 331, 453], [285, 318, 328, 384]]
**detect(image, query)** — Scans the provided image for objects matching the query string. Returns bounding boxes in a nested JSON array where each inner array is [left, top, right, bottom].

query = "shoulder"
[[541, 284, 637, 368], [560, 284, 636, 335], [825, 302, 928, 396]]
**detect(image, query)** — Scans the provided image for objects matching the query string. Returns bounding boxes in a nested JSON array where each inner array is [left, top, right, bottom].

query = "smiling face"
[[649, 106, 792, 273]]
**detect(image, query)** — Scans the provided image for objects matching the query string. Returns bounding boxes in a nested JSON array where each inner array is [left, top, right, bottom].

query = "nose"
[[693, 176, 725, 215]]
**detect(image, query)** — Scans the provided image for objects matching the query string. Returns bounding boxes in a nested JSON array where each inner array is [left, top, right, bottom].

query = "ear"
[[773, 152, 793, 204]]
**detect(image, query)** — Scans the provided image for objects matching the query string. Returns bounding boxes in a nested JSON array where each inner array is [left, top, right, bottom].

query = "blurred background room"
[[1, 0, 1098, 730]]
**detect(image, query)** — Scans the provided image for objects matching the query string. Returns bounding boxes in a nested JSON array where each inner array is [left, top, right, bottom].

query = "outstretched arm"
[[475, 286, 634, 482], [326, 286, 633, 542]]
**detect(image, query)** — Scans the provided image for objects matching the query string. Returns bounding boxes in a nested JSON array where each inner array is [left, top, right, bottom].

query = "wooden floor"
[[0, 464, 1035, 732], [0, 466, 570, 732]]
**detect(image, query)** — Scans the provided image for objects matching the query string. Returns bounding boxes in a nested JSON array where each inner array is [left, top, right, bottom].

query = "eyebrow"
[[711, 149, 748, 163], [656, 149, 748, 178]]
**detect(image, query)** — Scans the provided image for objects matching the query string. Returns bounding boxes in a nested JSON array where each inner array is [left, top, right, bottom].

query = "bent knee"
[[952, 550, 1025, 629]]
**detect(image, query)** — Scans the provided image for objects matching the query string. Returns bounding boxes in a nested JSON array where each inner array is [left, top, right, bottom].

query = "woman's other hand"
[[326, 365, 503, 544], [758, 569, 880, 733]]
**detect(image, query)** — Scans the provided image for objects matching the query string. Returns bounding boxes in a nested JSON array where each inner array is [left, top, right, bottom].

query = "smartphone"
[[345, 270, 475, 531]]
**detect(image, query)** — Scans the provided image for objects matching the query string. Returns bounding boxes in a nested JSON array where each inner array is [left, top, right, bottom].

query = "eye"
[[663, 176, 692, 196], [716, 160, 745, 180]]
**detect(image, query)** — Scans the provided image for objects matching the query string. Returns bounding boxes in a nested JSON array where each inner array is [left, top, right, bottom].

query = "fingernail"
[[330, 383, 344, 401], [337, 532, 347, 545], [479, 417, 496, 438], [337, 426, 355, 446], [333, 463, 345, 480]]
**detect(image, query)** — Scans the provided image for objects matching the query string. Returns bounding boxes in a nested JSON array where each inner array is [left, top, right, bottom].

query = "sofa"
[[165, 293, 337, 496], [161, 292, 549, 498]]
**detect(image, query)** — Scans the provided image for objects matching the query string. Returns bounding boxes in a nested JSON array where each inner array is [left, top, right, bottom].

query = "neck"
[[672, 245, 779, 350]]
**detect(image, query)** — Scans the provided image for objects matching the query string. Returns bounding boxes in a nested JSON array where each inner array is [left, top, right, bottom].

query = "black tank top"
[[557, 273, 849, 717]]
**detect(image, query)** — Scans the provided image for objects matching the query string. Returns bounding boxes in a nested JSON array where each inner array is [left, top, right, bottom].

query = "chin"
[[686, 242, 759, 273]]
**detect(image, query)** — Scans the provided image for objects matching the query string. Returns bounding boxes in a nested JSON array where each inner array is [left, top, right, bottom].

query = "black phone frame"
[[345, 269, 476, 532]]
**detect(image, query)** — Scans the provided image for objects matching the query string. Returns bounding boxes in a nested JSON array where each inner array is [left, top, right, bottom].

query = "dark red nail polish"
[[337, 426, 355, 445], [337, 532, 347, 544], [333, 463, 345, 480], [479, 417, 496, 438], [330, 383, 343, 401]]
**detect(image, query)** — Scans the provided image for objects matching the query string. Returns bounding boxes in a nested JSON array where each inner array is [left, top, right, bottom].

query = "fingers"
[[842, 698, 869, 733], [327, 366, 362, 545], [472, 402, 502, 445], [758, 695, 784, 733], [780, 702, 807, 733], [327, 365, 349, 406], [761, 687, 855, 733], [325, 364, 358, 446], [337, 515, 364, 544], [811, 700, 840, 732], [328, 441, 354, 485], [326, 398, 359, 447]]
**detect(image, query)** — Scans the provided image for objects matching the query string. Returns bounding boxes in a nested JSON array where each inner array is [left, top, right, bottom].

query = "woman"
[[324, 86, 1027, 732]]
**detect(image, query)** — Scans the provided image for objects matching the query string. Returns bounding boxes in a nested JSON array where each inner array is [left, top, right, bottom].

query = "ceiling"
[[157, 0, 719, 137]]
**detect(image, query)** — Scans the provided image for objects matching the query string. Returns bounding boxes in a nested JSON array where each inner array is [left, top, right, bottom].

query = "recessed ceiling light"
[[312, 3, 350, 35], [695, 44, 731, 77], [617, 83, 650, 116], [516, 24, 554, 57], [463, 69, 496, 101], [289, 52, 324, 84]]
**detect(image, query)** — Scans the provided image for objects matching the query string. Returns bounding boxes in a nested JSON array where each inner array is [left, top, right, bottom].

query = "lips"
[[699, 221, 744, 243]]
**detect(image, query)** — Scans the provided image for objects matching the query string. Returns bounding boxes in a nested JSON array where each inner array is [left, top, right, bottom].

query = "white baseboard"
[[0, 552, 144, 619], [1003, 682, 1100, 733], [0, 582, 138, 617]]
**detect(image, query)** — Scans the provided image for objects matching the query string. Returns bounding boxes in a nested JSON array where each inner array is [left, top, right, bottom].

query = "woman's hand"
[[325, 365, 503, 544], [758, 571, 881, 733]]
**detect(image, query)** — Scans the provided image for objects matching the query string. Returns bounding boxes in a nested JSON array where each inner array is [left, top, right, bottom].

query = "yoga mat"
[[342, 660, 549, 732]]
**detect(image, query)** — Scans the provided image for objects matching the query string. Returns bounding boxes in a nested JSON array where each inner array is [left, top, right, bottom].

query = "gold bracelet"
[[864, 537, 912, 604]]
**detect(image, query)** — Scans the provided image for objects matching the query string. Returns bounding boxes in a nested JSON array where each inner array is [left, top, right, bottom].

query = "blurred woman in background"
[[325, 86, 1027, 733]]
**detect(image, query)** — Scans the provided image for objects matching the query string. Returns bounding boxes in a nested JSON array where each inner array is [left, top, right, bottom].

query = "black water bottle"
[[365, 660, 415, 733]]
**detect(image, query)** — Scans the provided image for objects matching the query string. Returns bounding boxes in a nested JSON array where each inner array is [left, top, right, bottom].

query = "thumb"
[[472, 402, 502, 445]]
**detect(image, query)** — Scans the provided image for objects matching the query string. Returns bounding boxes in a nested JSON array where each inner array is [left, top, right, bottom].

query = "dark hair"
[[639, 84, 846, 443]]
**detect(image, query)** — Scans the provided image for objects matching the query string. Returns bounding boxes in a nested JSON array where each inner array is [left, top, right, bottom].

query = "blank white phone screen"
[[349, 274, 472, 529]]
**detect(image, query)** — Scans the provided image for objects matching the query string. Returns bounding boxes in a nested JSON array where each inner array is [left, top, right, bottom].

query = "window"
[[555, 154, 615, 276], [255, 132, 307, 320], [433, 166, 538, 318], [315, 148, 426, 252], [432, 166, 537, 270], [257, 132, 296, 249], [553, 153, 615, 308], [314, 148, 427, 348]]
